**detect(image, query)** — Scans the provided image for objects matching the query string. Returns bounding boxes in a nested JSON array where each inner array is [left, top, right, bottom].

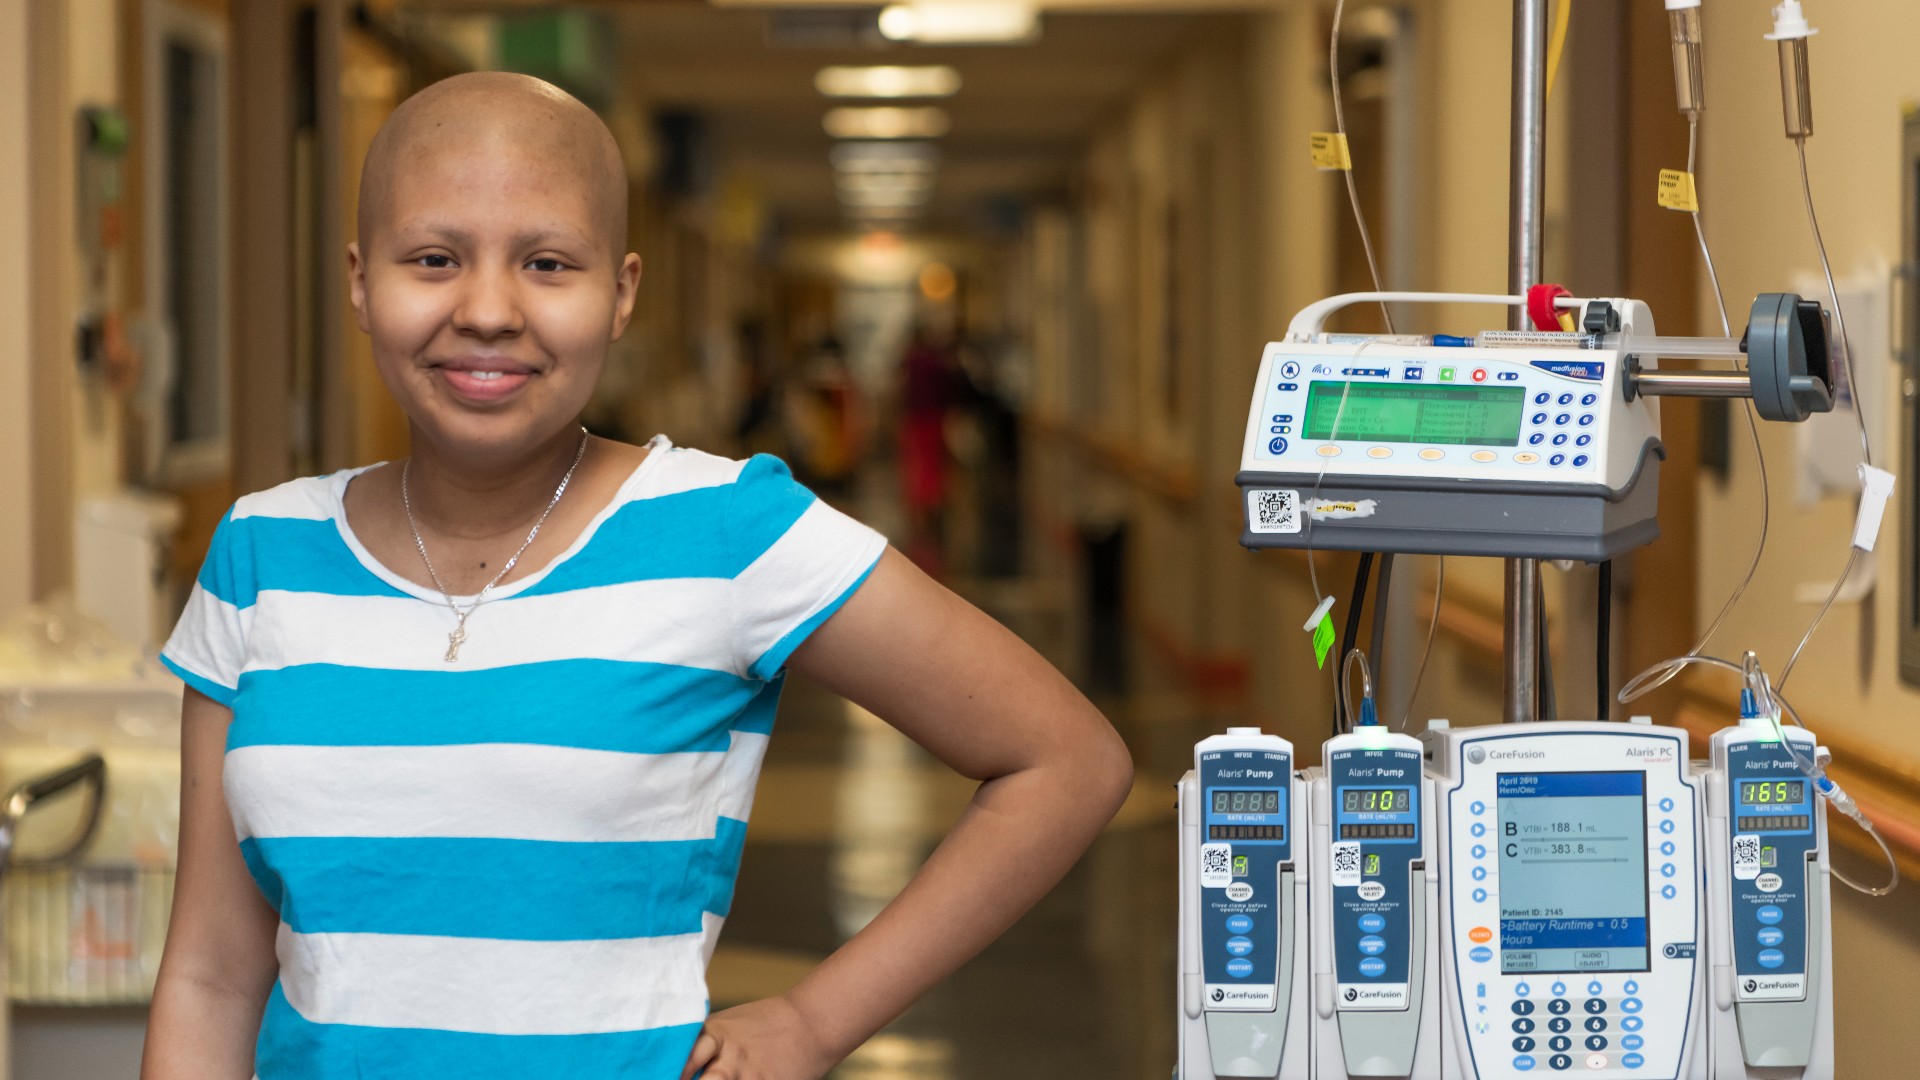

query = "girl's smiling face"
[[349, 126, 641, 464]]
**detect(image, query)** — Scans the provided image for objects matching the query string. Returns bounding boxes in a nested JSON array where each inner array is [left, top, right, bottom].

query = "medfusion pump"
[[1178, 728, 1311, 1080], [1703, 698, 1834, 1077], [1308, 725, 1440, 1078]]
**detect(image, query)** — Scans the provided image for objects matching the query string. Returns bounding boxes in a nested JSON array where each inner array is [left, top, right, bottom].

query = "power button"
[[1269, 437, 1289, 455]]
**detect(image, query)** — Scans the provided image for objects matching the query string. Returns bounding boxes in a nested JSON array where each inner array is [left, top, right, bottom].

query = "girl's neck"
[[402, 423, 590, 541]]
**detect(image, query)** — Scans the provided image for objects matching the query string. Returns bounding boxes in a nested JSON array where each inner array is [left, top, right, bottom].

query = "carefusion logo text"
[[1206, 984, 1276, 1011], [1739, 974, 1806, 1002], [1338, 984, 1408, 1011]]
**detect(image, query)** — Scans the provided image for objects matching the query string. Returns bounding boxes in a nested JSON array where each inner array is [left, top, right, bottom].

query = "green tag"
[[1312, 612, 1336, 669]]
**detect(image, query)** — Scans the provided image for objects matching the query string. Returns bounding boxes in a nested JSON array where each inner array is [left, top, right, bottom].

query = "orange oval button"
[[1470, 450, 1497, 463], [1469, 926, 1494, 944], [1419, 448, 1445, 461], [1316, 445, 1342, 457], [1367, 446, 1393, 459]]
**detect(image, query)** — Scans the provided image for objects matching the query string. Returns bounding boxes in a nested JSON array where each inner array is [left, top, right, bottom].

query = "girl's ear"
[[347, 242, 371, 333], [610, 253, 643, 340]]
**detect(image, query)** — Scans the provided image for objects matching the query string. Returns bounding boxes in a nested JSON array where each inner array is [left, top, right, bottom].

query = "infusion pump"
[[1421, 720, 1708, 1080], [1235, 297, 1664, 562]]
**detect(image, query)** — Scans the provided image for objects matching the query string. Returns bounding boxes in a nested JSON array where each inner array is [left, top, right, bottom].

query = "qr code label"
[[1201, 843, 1234, 889], [1331, 841, 1362, 887], [1732, 834, 1761, 880], [1248, 489, 1301, 534]]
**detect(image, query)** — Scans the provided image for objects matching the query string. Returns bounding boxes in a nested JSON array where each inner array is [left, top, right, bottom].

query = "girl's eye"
[[527, 258, 566, 273], [418, 254, 454, 270]]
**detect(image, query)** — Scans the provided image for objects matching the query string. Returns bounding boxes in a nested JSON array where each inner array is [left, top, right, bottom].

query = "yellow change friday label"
[[1311, 132, 1353, 171], [1657, 168, 1700, 213]]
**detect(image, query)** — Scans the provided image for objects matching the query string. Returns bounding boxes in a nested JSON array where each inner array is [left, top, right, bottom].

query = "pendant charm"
[[444, 625, 467, 663]]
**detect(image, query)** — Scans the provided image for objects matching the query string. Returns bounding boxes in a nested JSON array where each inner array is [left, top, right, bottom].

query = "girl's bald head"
[[357, 72, 628, 259]]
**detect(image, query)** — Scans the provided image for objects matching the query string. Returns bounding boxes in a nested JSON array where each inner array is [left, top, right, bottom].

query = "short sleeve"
[[159, 508, 253, 706], [727, 455, 887, 681]]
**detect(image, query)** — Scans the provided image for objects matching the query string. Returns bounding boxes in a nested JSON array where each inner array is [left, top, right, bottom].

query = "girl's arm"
[[141, 689, 281, 1080], [682, 547, 1135, 1079]]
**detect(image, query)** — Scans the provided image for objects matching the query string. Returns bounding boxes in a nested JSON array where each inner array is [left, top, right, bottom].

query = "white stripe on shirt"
[[227, 743, 728, 844], [276, 923, 709, 1035], [240, 577, 739, 676]]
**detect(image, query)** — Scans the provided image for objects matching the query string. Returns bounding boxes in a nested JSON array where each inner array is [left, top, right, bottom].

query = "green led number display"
[[1304, 382, 1526, 446], [1738, 780, 1805, 806]]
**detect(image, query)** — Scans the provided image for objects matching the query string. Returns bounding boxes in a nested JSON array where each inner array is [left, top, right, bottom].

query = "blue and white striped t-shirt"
[[159, 436, 887, 1079]]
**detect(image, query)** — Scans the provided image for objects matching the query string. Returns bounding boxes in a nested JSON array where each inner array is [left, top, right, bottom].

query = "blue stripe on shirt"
[[242, 820, 749, 940], [230, 661, 763, 753], [255, 984, 705, 1080], [200, 516, 402, 609]]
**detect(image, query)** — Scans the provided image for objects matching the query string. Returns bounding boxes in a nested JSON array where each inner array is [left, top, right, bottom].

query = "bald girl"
[[357, 71, 629, 260]]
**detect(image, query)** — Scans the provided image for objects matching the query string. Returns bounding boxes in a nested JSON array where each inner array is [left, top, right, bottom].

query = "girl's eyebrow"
[[392, 222, 596, 251]]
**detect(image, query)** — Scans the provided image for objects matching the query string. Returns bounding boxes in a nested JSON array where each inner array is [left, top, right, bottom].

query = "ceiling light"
[[823, 107, 950, 140], [831, 141, 940, 172], [877, 2, 1038, 45], [839, 188, 932, 209], [816, 65, 962, 99], [836, 173, 934, 195]]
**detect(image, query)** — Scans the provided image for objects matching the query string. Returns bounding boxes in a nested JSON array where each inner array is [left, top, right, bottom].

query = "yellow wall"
[[0, 0, 32, 617]]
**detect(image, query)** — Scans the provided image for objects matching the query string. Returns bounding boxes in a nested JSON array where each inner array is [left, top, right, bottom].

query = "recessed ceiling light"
[[823, 107, 950, 140], [831, 142, 940, 172], [877, 2, 1038, 45], [816, 65, 962, 99]]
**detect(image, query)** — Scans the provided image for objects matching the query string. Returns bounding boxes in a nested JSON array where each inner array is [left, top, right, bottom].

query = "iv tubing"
[[1778, 133, 1875, 691], [1619, 1, 1776, 705], [1545, 0, 1572, 99], [1330, 0, 1395, 333], [1395, 557, 1444, 732], [1631, 652, 1899, 896]]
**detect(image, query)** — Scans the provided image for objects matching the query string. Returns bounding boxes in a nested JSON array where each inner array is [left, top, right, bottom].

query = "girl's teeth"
[[472, 371, 502, 380]]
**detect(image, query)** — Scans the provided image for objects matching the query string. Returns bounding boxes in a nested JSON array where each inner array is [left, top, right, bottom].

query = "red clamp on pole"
[[1527, 284, 1575, 332]]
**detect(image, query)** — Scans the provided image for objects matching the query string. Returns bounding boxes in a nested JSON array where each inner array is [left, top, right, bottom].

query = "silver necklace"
[[402, 428, 589, 662]]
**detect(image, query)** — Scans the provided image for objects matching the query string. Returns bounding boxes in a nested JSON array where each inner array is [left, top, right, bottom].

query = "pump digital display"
[[1212, 790, 1282, 814], [1303, 382, 1526, 445], [1342, 788, 1411, 813], [1496, 772, 1651, 974], [1739, 780, 1806, 805]]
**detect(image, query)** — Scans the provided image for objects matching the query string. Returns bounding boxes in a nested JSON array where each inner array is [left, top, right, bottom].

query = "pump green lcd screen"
[[1303, 382, 1527, 446]]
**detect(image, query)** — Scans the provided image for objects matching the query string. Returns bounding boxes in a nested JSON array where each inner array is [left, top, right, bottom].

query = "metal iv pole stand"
[[1504, 0, 1550, 724]]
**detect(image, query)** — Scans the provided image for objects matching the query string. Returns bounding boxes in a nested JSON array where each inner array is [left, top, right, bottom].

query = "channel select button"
[[1471, 451, 1498, 463], [1317, 445, 1343, 457], [1419, 448, 1445, 461]]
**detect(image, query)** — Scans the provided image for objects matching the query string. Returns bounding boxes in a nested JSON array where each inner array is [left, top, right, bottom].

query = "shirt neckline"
[[329, 434, 674, 606]]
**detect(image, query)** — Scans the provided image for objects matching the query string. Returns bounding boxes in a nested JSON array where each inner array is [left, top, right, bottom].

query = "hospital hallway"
[[7, 0, 1920, 1078]]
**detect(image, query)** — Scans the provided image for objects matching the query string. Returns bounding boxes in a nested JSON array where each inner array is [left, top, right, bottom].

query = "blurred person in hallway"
[[897, 320, 963, 575], [141, 71, 1132, 1080]]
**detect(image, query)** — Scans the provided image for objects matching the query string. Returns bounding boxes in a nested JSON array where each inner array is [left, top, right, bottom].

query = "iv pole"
[[1504, 0, 1550, 723]]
